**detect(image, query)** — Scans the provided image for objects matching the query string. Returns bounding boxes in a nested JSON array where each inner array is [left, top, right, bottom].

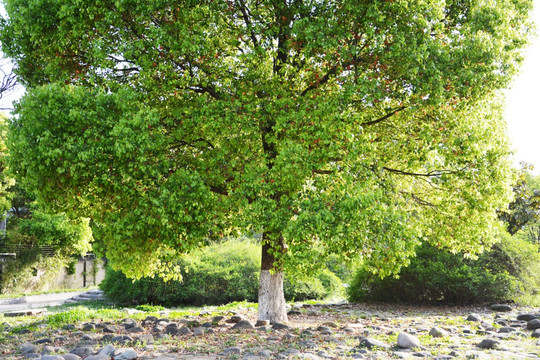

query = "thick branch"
[[383, 165, 469, 177], [361, 106, 406, 126], [209, 184, 229, 196], [300, 67, 338, 96], [237, 0, 259, 48], [170, 138, 215, 151]]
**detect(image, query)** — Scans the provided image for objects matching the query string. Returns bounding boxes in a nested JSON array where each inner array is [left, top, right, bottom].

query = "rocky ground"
[[1, 302, 539, 359]]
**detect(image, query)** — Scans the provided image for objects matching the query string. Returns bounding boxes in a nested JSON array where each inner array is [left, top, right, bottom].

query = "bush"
[[347, 233, 540, 305], [101, 238, 343, 306]]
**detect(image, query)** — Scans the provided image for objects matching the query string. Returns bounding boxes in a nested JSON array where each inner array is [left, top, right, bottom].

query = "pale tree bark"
[[258, 235, 288, 323]]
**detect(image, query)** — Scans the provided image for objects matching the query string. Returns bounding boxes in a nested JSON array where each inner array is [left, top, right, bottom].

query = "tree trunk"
[[258, 235, 288, 323]]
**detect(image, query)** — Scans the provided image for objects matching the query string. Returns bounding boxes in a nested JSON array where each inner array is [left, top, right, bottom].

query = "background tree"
[[1, 0, 533, 321], [0, 115, 15, 221], [498, 163, 540, 235]]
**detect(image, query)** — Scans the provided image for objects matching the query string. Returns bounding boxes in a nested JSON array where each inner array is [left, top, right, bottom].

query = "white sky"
[[0, 2, 539, 173], [505, 0, 540, 175]]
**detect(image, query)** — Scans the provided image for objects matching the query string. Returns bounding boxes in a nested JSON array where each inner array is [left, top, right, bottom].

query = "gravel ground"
[[1, 302, 539, 359]]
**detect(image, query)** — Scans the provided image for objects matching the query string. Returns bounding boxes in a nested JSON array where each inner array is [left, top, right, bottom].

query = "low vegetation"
[[100, 238, 344, 306], [347, 233, 540, 305]]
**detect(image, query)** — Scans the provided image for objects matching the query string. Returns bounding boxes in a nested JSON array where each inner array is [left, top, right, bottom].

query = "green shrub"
[[101, 238, 343, 306], [347, 233, 540, 305]]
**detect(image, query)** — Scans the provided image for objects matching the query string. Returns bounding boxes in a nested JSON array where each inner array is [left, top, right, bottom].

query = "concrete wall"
[[50, 257, 106, 290]]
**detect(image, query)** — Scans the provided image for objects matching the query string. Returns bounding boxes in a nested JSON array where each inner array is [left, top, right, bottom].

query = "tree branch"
[[383, 166, 468, 177], [361, 106, 406, 126], [300, 67, 338, 96], [170, 138, 215, 151], [237, 0, 259, 48]]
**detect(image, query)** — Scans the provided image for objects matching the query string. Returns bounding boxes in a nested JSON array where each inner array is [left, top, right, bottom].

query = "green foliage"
[[135, 304, 165, 312], [101, 238, 341, 306], [14, 209, 92, 256], [0, 115, 15, 219], [347, 233, 540, 305], [0, 207, 92, 294], [499, 163, 540, 235], [0, 249, 70, 294], [284, 269, 343, 301], [1, 1, 531, 282]]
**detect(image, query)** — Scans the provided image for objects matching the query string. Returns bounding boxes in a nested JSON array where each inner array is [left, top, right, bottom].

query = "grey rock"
[[322, 321, 338, 328], [137, 334, 154, 344], [85, 355, 110, 360], [255, 320, 270, 327], [192, 327, 205, 336], [70, 346, 95, 358], [41, 356, 64, 360], [144, 315, 158, 322], [62, 324, 77, 330], [101, 334, 114, 342], [532, 329, 540, 338], [467, 314, 482, 322], [212, 315, 225, 324], [35, 337, 54, 344], [272, 322, 290, 330], [429, 327, 447, 338], [393, 351, 413, 359], [103, 325, 117, 333], [186, 320, 201, 328], [83, 323, 96, 331], [316, 350, 332, 358], [517, 313, 538, 321], [98, 344, 116, 356], [222, 347, 242, 355], [232, 320, 254, 330], [258, 349, 272, 358], [499, 326, 516, 333], [477, 339, 499, 349], [358, 337, 391, 349], [127, 326, 144, 333], [397, 332, 420, 349], [228, 315, 243, 323], [489, 304, 513, 312], [177, 326, 191, 335], [42, 345, 55, 355], [527, 319, 540, 330], [19, 343, 38, 354], [24, 354, 40, 359], [113, 348, 138, 360], [61, 355, 81, 360], [287, 310, 301, 316]]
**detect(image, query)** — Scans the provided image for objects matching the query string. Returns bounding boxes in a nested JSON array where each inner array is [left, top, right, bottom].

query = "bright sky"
[[0, 2, 539, 174], [505, 0, 540, 175]]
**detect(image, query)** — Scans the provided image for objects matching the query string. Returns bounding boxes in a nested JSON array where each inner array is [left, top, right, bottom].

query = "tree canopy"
[[0, 0, 533, 320]]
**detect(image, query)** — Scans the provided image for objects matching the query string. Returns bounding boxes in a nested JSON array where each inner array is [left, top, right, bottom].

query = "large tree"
[[1, 0, 532, 322]]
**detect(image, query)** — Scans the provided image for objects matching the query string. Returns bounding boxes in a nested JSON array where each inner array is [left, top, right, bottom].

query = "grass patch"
[[515, 293, 540, 307], [46, 306, 126, 327]]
